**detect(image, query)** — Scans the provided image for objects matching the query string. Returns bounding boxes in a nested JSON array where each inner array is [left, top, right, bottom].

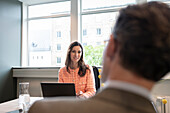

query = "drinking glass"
[[18, 82, 30, 112]]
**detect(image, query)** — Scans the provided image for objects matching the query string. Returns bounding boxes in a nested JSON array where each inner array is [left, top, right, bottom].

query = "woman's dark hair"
[[65, 41, 89, 77], [113, 2, 170, 81]]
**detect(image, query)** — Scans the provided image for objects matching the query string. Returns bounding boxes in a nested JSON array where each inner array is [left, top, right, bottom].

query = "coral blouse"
[[58, 65, 96, 98]]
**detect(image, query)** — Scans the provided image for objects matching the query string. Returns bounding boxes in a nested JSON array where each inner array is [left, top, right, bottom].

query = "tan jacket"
[[28, 88, 157, 113]]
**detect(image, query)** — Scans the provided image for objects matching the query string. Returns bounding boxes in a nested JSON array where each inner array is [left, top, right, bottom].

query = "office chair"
[[92, 66, 100, 92]]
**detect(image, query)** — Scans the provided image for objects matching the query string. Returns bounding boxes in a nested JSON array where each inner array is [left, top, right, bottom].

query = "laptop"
[[41, 83, 76, 97]]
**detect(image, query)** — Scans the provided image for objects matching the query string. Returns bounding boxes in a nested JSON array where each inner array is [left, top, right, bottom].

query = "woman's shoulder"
[[85, 64, 93, 71], [85, 64, 90, 68], [86, 64, 93, 68], [59, 66, 67, 72]]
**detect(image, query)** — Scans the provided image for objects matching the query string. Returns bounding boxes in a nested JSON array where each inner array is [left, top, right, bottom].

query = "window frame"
[[21, 0, 155, 67]]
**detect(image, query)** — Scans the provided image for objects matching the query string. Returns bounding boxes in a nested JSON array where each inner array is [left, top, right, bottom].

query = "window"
[[57, 57, 61, 64], [57, 31, 61, 38], [81, 0, 136, 66], [28, 1, 70, 18], [57, 44, 61, 50], [96, 42, 101, 45], [24, 0, 167, 67], [96, 28, 101, 35], [81, 0, 170, 66], [83, 29, 87, 36], [81, 6, 120, 66], [27, 1, 71, 67], [82, 0, 136, 11], [83, 43, 87, 46]]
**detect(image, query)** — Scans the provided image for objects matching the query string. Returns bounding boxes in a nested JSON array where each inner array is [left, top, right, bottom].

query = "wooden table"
[[0, 97, 43, 113]]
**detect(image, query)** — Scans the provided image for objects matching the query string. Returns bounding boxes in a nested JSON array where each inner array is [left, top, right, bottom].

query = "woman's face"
[[70, 46, 82, 64]]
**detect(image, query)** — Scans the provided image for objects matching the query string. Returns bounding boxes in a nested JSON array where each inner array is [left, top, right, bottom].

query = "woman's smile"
[[70, 46, 82, 64]]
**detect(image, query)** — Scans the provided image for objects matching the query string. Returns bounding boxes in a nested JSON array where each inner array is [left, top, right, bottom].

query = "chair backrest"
[[92, 66, 100, 91]]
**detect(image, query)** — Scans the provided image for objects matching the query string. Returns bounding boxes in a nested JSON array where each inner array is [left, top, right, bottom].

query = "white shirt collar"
[[103, 80, 153, 100]]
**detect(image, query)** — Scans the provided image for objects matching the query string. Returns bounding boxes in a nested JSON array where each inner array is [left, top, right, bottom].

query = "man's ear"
[[106, 34, 117, 59]]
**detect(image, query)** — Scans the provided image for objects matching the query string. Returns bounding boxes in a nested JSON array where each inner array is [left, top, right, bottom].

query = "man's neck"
[[108, 58, 155, 91]]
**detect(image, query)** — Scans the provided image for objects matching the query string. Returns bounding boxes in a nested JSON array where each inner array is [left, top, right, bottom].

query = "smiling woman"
[[58, 41, 96, 98]]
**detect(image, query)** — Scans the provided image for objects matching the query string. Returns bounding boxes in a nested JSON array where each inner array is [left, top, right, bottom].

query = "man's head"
[[102, 2, 170, 82]]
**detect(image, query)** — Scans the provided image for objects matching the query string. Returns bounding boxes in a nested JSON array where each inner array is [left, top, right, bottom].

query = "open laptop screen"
[[41, 83, 76, 97]]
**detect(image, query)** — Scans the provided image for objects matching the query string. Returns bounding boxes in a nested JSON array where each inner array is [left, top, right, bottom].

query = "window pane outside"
[[28, 1, 70, 67], [82, 12, 119, 66], [28, 1, 70, 18], [81, 0, 136, 67], [28, 17, 70, 67], [82, 0, 136, 12]]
